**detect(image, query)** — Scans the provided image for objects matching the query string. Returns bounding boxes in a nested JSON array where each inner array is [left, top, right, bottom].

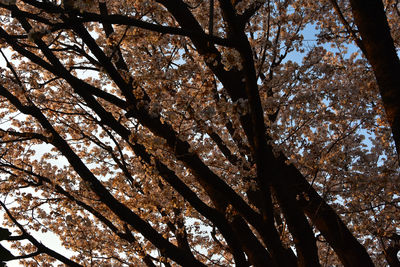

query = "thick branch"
[[349, 0, 400, 158]]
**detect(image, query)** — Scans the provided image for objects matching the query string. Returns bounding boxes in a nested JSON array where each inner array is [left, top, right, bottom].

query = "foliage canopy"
[[0, 0, 399, 266]]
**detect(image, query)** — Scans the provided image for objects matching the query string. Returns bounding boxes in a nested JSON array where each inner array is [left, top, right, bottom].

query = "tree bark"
[[281, 158, 375, 267], [349, 0, 400, 159], [385, 244, 400, 267]]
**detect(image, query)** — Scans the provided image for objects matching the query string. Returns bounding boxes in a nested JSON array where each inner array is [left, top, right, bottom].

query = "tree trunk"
[[349, 0, 400, 159]]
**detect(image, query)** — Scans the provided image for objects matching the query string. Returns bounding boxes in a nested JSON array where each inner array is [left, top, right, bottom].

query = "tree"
[[0, 0, 398, 266]]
